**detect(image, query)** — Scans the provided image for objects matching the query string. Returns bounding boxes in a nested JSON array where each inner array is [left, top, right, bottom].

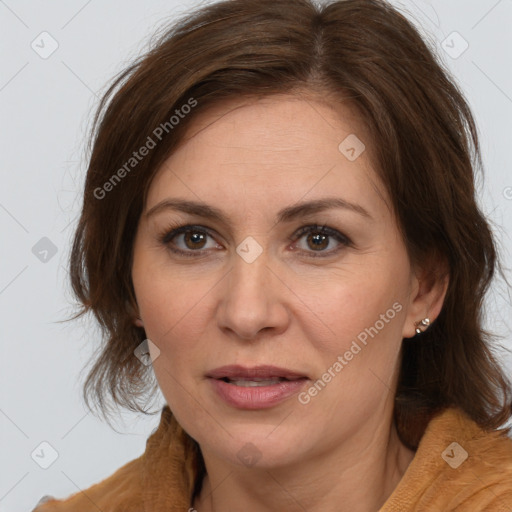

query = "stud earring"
[[415, 317, 430, 334]]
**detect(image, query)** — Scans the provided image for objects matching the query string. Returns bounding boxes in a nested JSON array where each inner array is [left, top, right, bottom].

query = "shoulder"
[[32, 455, 144, 512], [381, 407, 512, 511], [31, 405, 197, 512]]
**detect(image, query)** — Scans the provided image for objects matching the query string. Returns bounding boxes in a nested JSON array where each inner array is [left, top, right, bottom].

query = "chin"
[[199, 424, 308, 470]]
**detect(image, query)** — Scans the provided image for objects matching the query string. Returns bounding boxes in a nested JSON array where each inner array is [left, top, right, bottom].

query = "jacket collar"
[[142, 405, 203, 511], [139, 404, 512, 511]]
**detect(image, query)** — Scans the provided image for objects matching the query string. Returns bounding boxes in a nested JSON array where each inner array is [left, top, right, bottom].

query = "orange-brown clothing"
[[33, 406, 512, 511]]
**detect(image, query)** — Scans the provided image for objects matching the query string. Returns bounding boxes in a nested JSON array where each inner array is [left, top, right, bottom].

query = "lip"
[[206, 364, 308, 380], [206, 365, 309, 410]]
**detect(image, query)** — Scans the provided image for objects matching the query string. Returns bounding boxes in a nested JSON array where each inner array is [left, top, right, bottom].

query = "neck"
[[193, 417, 415, 512]]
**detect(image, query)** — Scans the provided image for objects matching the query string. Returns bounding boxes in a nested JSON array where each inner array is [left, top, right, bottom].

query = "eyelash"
[[157, 222, 352, 259]]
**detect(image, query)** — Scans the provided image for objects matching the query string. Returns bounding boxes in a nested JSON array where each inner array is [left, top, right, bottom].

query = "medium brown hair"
[[69, 0, 512, 447]]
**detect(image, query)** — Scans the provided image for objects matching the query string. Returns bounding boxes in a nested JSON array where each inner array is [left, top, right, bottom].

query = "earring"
[[415, 317, 430, 334]]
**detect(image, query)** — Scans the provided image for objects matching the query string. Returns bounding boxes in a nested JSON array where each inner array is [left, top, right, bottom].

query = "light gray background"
[[1, 1, 511, 510]]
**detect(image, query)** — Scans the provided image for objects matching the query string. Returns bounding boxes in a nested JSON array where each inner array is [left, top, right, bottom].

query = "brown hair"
[[69, 0, 512, 448]]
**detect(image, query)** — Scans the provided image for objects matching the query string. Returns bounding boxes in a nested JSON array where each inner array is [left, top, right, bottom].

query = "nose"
[[216, 251, 290, 341]]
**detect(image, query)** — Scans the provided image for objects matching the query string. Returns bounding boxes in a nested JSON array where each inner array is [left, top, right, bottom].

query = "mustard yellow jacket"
[[33, 406, 512, 511]]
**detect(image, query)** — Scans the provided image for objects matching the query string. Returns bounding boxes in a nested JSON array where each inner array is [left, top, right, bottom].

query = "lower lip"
[[208, 378, 308, 409]]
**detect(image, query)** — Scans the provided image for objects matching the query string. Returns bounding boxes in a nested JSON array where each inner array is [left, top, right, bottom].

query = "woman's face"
[[132, 94, 426, 469]]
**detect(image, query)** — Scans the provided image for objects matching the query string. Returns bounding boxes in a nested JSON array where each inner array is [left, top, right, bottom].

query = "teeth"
[[228, 379, 285, 387]]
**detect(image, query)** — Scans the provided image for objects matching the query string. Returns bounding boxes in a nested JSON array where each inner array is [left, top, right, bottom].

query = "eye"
[[158, 224, 222, 257], [290, 224, 351, 257], [158, 222, 351, 259]]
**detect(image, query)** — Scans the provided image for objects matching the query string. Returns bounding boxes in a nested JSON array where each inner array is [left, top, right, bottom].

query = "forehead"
[[146, 94, 387, 218], [178, 93, 370, 163]]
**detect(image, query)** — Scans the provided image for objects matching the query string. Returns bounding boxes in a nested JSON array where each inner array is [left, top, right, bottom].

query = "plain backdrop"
[[1, 1, 511, 510]]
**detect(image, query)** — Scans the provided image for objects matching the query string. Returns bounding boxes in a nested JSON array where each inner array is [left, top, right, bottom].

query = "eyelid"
[[159, 223, 215, 245], [158, 223, 222, 258], [158, 222, 352, 258], [289, 224, 352, 258]]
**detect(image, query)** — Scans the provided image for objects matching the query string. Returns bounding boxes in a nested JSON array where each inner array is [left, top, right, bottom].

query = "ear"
[[402, 252, 449, 339], [125, 299, 144, 328]]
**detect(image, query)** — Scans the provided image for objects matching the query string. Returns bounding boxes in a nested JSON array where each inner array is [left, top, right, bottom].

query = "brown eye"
[[306, 232, 329, 251], [292, 224, 351, 258], [183, 230, 207, 250], [160, 224, 221, 257]]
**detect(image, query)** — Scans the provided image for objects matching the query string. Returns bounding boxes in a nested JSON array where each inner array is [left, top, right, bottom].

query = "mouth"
[[206, 365, 309, 409], [217, 376, 305, 387], [206, 364, 309, 383]]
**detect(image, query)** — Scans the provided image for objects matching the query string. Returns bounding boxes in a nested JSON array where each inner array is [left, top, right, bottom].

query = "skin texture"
[[131, 94, 449, 512]]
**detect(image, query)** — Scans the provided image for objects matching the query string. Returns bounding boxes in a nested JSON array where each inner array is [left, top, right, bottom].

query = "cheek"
[[133, 242, 206, 328], [132, 254, 222, 372], [293, 282, 407, 419], [291, 258, 409, 356], [294, 266, 409, 414], [133, 266, 217, 420]]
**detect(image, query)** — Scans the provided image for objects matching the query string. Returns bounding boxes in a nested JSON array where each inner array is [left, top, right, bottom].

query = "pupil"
[[185, 231, 206, 249], [308, 233, 328, 250]]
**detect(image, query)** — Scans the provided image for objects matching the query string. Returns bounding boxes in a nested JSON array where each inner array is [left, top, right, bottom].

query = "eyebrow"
[[145, 197, 372, 225]]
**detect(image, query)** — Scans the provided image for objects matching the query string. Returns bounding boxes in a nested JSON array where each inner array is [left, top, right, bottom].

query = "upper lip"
[[207, 365, 308, 380]]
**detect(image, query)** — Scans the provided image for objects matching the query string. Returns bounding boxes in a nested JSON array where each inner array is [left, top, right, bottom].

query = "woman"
[[34, 0, 512, 510]]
